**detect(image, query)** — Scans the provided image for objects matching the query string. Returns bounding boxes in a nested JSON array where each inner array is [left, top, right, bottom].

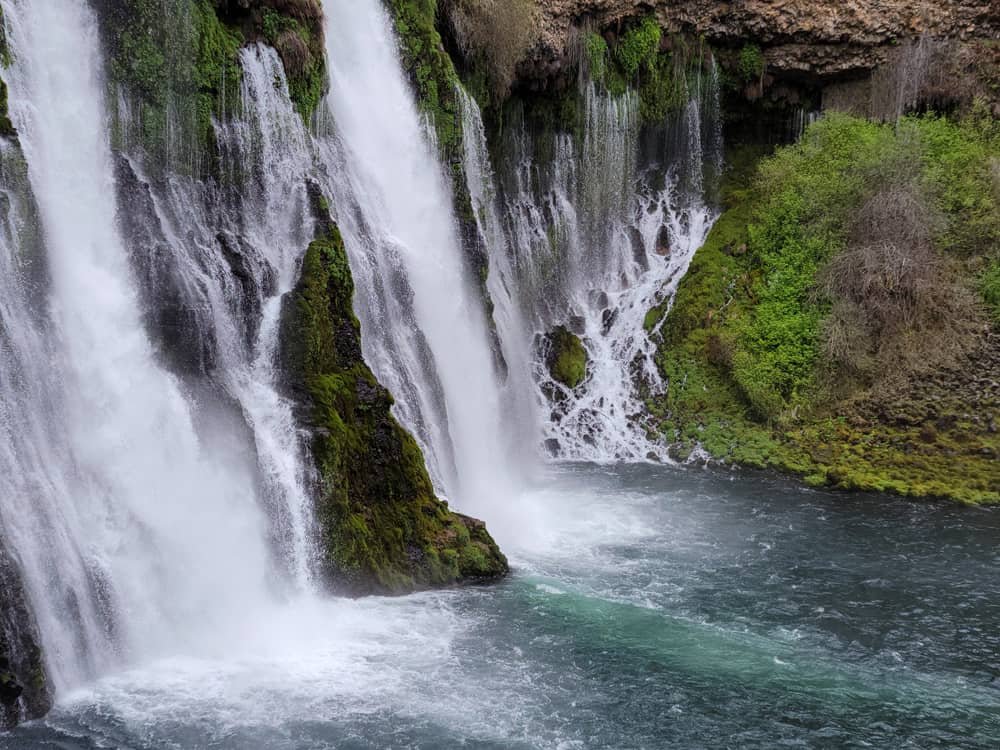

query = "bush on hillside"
[[445, 0, 538, 98]]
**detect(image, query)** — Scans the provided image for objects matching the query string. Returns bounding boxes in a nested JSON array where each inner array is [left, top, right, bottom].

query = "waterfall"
[[458, 69, 723, 463], [0, 0, 725, 710], [124, 44, 320, 588], [313, 0, 518, 522], [0, 0, 314, 691]]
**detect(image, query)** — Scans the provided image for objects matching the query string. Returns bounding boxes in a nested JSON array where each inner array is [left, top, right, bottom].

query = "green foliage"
[[585, 32, 609, 83], [981, 260, 1000, 323], [258, 7, 326, 121], [98, 0, 244, 167], [284, 216, 507, 593], [0, 79, 13, 139], [917, 109, 1000, 256], [650, 116, 1000, 505], [636, 51, 691, 124], [737, 44, 764, 82], [728, 115, 890, 418], [0, 6, 10, 68], [584, 21, 705, 125], [192, 0, 243, 141], [547, 326, 588, 388], [99, 0, 327, 164], [615, 18, 661, 80], [386, 0, 462, 157]]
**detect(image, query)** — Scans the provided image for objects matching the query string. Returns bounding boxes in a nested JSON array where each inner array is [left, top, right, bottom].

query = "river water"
[[3, 464, 997, 749]]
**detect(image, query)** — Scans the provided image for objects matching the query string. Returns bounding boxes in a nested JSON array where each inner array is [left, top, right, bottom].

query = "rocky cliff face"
[[439, 0, 999, 125], [0, 545, 51, 730], [514, 0, 998, 82]]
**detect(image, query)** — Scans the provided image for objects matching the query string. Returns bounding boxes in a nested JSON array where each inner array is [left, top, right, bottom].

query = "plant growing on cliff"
[[819, 179, 979, 384], [258, 7, 326, 121], [737, 44, 764, 82], [615, 17, 661, 80]]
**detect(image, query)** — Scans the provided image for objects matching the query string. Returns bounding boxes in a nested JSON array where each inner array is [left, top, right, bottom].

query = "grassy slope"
[[652, 113, 1000, 504]]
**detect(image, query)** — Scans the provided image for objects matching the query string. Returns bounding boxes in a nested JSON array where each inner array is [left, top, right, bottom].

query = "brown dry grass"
[[818, 180, 982, 391], [444, 0, 539, 98]]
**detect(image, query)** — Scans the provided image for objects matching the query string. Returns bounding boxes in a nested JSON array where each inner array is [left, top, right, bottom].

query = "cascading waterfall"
[[459, 68, 723, 462], [0, 0, 723, 711], [313, 0, 519, 521], [0, 0, 315, 691], [124, 44, 321, 589]]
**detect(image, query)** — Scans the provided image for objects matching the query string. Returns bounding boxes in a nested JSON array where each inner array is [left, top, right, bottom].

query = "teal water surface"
[[2, 464, 998, 748]]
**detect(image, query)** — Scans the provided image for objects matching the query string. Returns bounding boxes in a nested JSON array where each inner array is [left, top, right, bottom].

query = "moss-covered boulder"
[[545, 325, 588, 389], [282, 202, 508, 595]]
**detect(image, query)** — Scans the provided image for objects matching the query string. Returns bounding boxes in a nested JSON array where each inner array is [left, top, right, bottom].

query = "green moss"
[[650, 120, 1000, 505], [98, 0, 327, 166], [192, 0, 244, 141], [257, 8, 326, 121], [0, 78, 13, 139], [585, 32, 609, 84], [547, 326, 588, 389], [98, 0, 243, 167], [283, 211, 508, 594], [584, 22, 707, 126], [385, 0, 462, 158], [0, 6, 10, 69], [981, 260, 1000, 324], [637, 50, 689, 125]]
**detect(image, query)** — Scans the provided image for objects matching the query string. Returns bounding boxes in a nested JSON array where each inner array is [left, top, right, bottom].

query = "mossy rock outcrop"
[[282, 199, 508, 595], [545, 326, 588, 389]]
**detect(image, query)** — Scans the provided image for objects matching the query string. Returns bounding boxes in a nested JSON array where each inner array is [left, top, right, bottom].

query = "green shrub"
[[981, 260, 1000, 323], [547, 326, 588, 388], [737, 44, 764, 82], [615, 17, 661, 80]]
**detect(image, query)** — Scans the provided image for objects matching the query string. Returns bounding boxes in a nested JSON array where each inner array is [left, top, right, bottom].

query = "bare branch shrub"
[[818, 180, 982, 386], [444, 0, 539, 98], [257, 0, 322, 22], [275, 29, 312, 75]]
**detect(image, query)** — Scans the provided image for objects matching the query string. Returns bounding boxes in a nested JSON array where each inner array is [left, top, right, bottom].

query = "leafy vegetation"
[[737, 44, 764, 82], [982, 260, 1000, 323], [96, 0, 326, 168], [652, 113, 1000, 504], [584, 19, 708, 126], [615, 18, 661, 80], [257, 7, 327, 121]]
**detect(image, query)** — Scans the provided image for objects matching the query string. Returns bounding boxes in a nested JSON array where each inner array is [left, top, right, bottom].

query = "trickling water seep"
[[460, 75, 723, 463]]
